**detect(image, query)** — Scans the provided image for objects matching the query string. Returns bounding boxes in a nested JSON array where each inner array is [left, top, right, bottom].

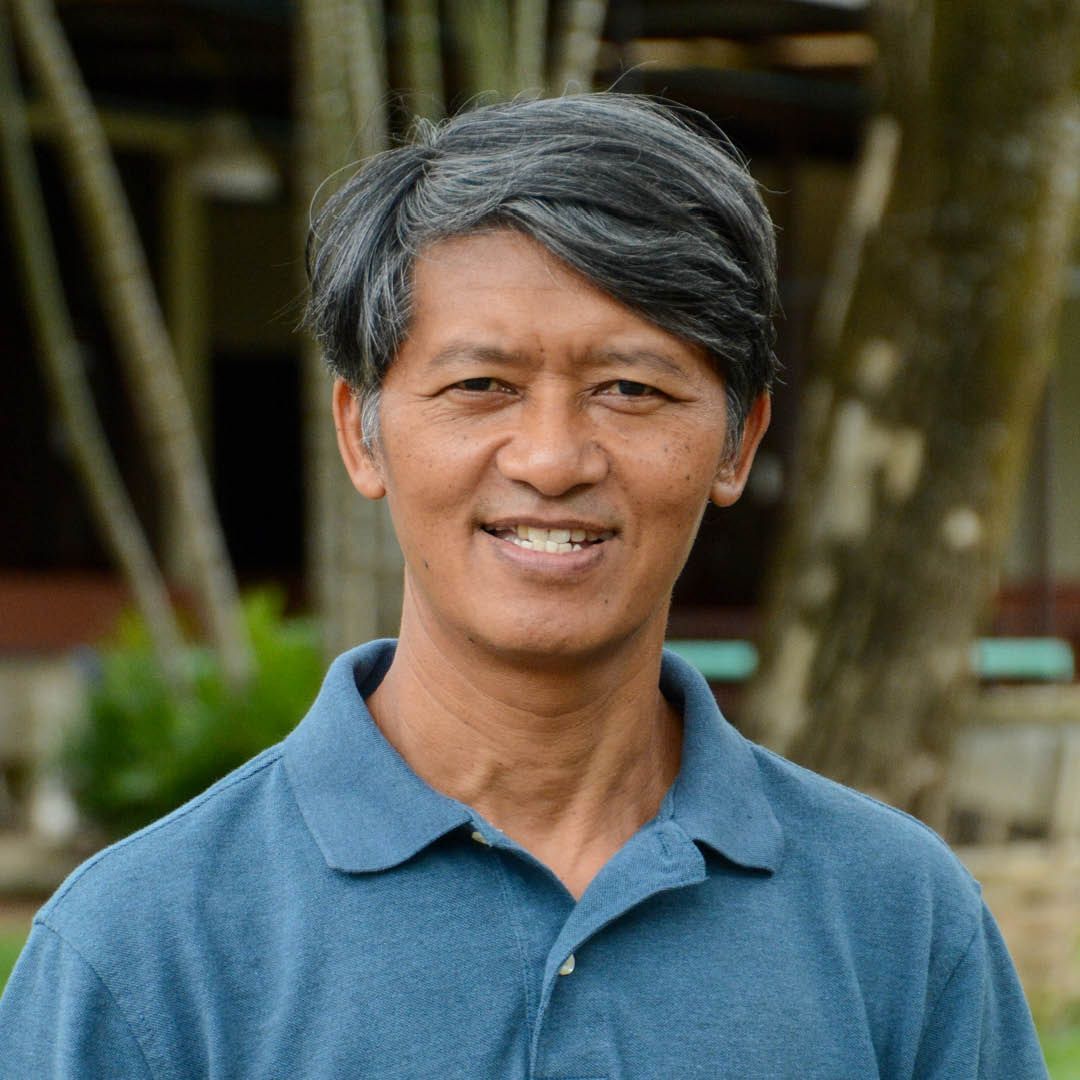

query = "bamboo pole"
[[401, 0, 444, 121], [338, 0, 401, 647], [298, 0, 402, 657], [344, 0, 389, 153], [10, 0, 253, 687], [447, 0, 512, 100], [550, 0, 607, 94], [0, 9, 188, 689], [514, 0, 549, 93]]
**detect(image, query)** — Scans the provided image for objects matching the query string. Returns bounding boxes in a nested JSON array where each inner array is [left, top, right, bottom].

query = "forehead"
[[411, 229, 614, 324], [401, 230, 711, 373]]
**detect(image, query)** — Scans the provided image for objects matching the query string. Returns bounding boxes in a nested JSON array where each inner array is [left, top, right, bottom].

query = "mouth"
[[481, 523, 615, 555]]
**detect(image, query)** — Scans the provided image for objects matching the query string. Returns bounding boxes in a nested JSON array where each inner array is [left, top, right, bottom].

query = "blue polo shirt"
[[0, 641, 1046, 1078]]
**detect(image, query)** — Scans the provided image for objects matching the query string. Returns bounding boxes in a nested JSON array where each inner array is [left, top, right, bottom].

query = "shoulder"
[[753, 742, 968, 870], [5, 745, 303, 1079], [38, 742, 293, 945], [741, 744, 1045, 1075], [750, 742, 983, 944]]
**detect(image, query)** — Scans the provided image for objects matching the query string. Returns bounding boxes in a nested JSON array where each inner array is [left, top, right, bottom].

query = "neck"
[[365, 591, 682, 899]]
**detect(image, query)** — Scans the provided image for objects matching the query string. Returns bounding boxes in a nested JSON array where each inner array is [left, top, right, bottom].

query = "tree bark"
[[10, 0, 253, 687], [742, 0, 1080, 822], [297, 0, 402, 658], [0, 10, 188, 689]]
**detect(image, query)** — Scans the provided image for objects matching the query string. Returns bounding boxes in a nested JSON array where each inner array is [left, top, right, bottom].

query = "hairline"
[[311, 94, 778, 461]]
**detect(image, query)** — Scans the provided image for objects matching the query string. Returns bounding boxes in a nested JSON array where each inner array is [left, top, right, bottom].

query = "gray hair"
[[306, 93, 779, 455]]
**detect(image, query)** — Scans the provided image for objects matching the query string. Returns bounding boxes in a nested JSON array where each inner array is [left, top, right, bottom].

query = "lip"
[[480, 516, 617, 535]]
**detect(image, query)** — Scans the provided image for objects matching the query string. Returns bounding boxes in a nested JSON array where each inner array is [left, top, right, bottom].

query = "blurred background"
[[0, 0, 1078, 1068]]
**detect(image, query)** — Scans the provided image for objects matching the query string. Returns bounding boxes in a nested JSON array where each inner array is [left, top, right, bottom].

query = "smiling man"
[[0, 95, 1046, 1078], [332, 223, 763, 899]]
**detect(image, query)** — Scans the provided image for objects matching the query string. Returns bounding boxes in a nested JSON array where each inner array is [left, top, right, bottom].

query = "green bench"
[[665, 638, 1076, 683]]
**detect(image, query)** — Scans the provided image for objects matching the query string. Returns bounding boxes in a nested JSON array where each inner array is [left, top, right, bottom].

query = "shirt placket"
[[470, 821, 576, 1036], [527, 820, 708, 1080]]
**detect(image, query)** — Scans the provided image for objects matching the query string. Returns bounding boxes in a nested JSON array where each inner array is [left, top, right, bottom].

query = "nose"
[[495, 394, 608, 496]]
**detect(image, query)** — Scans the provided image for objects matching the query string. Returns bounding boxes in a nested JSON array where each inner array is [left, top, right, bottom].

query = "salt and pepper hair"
[[306, 93, 779, 456]]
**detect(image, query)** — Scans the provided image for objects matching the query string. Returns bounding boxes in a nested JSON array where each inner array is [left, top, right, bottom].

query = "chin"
[[470, 617, 644, 669]]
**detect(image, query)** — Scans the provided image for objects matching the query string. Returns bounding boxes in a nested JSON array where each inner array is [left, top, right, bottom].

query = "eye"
[[600, 379, 661, 398], [452, 377, 508, 393]]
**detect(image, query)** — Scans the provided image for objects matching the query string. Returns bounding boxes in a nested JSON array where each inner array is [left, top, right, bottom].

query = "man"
[[1, 95, 1046, 1077]]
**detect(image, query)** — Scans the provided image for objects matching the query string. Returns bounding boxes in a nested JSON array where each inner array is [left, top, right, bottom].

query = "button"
[[558, 953, 576, 976], [470, 830, 491, 846]]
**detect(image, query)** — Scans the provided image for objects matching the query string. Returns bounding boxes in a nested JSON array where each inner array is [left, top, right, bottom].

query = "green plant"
[[0, 927, 28, 992], [64, 590, 322, 839], [1043, 1025, 1080, 1079]]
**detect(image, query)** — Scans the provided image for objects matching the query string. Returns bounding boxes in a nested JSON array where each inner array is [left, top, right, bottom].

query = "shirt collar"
[[285, 640, 783, 875], [284, 640, 473, 873], [661, 649, 784, 873]]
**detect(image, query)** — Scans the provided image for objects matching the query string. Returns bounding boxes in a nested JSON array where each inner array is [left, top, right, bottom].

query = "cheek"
[[382, 419, 469, 493], [379, 430, 488, 548], [625, 434, 720, 524]]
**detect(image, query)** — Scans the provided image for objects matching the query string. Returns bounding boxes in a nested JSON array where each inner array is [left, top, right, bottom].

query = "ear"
[[710, 393, 771, 508], [332, 378, 386, 500]]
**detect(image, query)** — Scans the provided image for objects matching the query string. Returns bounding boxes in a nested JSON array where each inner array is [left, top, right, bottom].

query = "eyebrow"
[[586, 348, 692, 380], [427, 343, 693, 380], [427, 343, 525, 369]]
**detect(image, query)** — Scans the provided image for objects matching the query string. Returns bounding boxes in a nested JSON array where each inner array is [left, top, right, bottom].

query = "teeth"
[[491, 524, 614, 554]]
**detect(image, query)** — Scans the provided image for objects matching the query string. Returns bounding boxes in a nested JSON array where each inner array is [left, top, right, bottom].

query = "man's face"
[[335, 230, 768, 664]]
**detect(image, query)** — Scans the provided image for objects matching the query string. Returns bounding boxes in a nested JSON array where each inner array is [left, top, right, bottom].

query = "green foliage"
[[0, 927, 27, 992], [64, 590, 322, 839], [1044, 1026, 1080, 1079]]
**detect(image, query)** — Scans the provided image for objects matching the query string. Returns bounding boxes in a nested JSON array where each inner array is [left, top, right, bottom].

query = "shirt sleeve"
[[912, 901, 1048, 1079], [0, 920, 154, 1080]]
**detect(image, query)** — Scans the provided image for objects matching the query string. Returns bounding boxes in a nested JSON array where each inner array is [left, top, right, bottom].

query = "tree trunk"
[[741, 0, 1080, 823], [297, 0, 402, 659], [11, 0, 253, 687], [0, 11, 188, 689]]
